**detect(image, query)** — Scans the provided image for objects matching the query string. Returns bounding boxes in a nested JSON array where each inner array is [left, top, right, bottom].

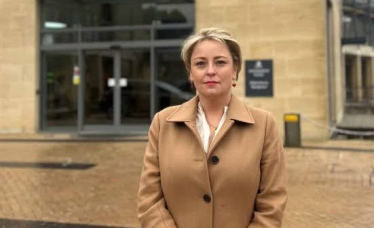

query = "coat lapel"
[[166, 96, 204, 151], [166, 96, 199, 123], [207, 95, 255, 156], [166, 95, 256, 157]]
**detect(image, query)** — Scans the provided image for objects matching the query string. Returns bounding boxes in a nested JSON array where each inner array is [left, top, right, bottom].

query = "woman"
[[137, 27, 287, 228]]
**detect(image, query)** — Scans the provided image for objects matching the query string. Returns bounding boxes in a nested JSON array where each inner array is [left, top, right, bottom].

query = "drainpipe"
[[325, 0, 334, 138]]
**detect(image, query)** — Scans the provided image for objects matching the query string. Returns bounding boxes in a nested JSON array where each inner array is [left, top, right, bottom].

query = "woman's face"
[[189, 39, 237, 99]]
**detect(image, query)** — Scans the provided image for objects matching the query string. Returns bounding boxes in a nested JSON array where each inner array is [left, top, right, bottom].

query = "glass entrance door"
[[43, 52, 78, 129], [81, 49, 151, 134], [84, 50, 115, 127], [120, 49, 151, 126]]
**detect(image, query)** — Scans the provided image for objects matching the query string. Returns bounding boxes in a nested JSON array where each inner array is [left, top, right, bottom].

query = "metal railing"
[[40, 23, 194, 46], [345, 86, 374, 102]]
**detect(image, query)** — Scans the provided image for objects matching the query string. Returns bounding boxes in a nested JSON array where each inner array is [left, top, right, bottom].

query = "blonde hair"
[[181, 27, 242, 79]]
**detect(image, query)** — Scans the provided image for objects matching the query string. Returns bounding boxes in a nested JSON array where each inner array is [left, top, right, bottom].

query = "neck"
[[199, 93, 231, 114]]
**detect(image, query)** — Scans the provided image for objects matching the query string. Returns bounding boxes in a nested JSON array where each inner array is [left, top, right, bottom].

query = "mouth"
[[205, 81, 218, 86]]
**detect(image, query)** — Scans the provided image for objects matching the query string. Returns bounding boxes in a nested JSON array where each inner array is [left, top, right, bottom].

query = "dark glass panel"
[[155, 28, 193, 40], [354, 0, 369, 9], [343, 0, 355, 6], [355, 14, 367, 38], [155, 48, 194, 111], [41, 32, 78, 45], [144, 1, 194, 24], [120, 49, 151, 125], [84, 51, 114, 125], [40, 0, 195, 28], [343, 12, 355, 38], [345, 55, 355, 102], [45, 52, 78, 126], [82, 30, 151, 42]]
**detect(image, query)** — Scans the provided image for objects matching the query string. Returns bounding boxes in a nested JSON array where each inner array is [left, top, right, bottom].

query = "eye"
[[216, 60, 227, 65], [195, 61, 206, 67]]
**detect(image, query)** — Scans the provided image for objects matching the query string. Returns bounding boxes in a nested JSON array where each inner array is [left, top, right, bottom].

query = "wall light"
[[44, 21, 67, 29]]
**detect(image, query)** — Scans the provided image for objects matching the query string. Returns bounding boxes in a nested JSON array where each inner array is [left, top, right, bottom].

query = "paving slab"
[[0, 139, 373, 228]]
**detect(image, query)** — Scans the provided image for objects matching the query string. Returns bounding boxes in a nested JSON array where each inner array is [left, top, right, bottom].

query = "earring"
[[232, 79, 237, 87]]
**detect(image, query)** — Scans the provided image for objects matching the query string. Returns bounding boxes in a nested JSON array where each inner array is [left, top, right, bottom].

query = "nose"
[[206, 63, 216, 76]]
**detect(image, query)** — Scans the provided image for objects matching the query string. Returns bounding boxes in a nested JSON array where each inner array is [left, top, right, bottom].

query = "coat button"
[[203, 194, 211, 203], [211, 155, 219, 164]]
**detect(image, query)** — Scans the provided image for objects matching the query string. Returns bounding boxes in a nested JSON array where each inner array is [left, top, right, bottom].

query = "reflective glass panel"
[[45, 52, 78, 127], [343, 0, 355, 6], [355, 14, 367, 37], [40, 0, 195, 28], [82, 30, 151, 42], [345, 55, 355, 102], [84, 51, 114, 125], [120, 49, 151, 125], [155, 48, 195, 111], [343, 12, 355, 38], [41, 32, 78, 46], [155, 28, 193, 40], [354, 0, 369, 9]]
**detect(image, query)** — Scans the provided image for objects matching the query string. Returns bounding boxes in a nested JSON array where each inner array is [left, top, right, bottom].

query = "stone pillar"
[[330, 0, 344, 123], [353, 55, 363, 102], [363, 57, 371, 101], [0, 0, 38, 133], [369, 57, 374, 101]]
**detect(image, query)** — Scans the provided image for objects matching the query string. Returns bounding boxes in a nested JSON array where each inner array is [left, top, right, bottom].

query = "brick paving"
[[285, 144, 374, 228], [0, 139, 373, 227]]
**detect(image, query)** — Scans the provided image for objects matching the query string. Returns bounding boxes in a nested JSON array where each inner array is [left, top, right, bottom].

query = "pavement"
[[0, 136, 373, 228]]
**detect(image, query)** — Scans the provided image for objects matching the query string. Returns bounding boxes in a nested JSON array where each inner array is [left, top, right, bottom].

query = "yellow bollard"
[[284, 113, 301, 147]]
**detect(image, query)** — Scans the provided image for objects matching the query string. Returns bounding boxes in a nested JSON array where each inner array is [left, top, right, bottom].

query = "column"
[[370, 57, 374, 101], [353, 55, 363, 102]]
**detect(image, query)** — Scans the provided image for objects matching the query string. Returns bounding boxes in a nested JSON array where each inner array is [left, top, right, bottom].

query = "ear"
[[233, 65, 238, 79], [232, 70, 238, 81]]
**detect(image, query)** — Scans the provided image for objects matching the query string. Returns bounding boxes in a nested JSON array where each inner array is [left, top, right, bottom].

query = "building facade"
[[0, 0, 372, 140]]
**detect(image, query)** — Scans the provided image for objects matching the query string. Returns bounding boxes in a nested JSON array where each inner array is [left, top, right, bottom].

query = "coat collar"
[[166, 95, 255, 124]]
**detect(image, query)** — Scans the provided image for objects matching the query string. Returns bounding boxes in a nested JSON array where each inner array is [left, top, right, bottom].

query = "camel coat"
[[137, 95, 287, 228]]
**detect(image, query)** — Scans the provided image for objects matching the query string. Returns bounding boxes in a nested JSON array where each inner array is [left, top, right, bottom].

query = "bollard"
[[284, 113, 301, 147]]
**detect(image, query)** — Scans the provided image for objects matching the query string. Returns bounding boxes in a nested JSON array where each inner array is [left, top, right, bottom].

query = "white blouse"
[[196, 102, 228, 153]]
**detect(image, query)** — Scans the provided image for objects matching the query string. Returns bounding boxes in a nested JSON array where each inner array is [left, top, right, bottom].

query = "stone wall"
[[196, 0, 329, 140], [0, 0, 38, 133]]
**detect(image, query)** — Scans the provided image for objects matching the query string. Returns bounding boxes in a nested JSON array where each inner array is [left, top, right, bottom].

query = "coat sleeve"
[[137, 113, 178, 228], [249, 112, 288, 228]]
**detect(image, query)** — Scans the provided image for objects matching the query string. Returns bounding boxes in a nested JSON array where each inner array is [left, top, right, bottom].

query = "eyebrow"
[[214, 56, 229, 59], [192, 56, 229, 61], [192, 57, 206, 61]]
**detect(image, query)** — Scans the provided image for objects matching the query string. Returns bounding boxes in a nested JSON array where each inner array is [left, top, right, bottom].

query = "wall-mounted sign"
[[72, 66, 80, 85], [245, 60, 273, 97], [107, 78, 128, 87], [108, 78, 116, 87]]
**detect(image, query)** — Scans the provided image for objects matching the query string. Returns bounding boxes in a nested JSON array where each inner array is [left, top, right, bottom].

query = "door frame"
[[40, 40, 186, 135], [78, 46, 156, 135], [78, 49, 122, 134]]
